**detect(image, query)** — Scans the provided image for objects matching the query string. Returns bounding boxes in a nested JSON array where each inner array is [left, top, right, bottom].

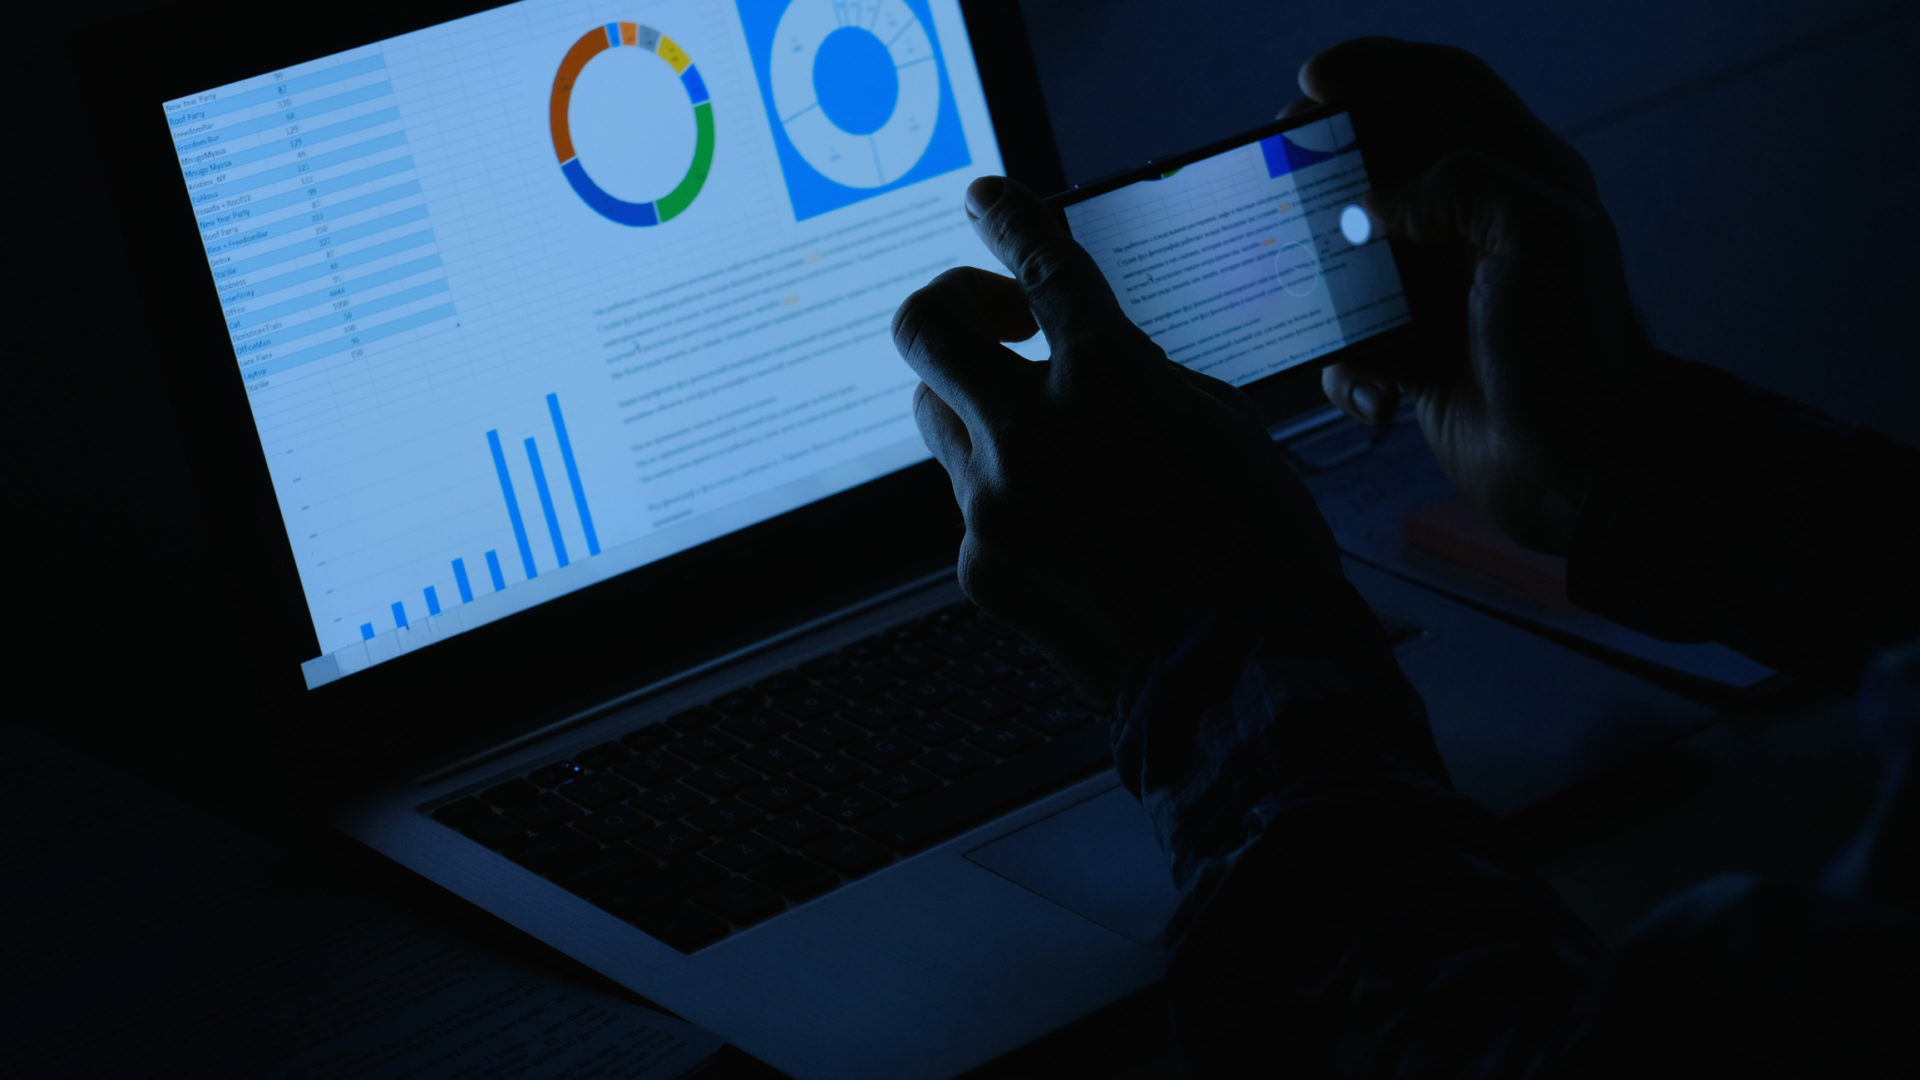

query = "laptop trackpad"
[[964, 787, 1183, 945]]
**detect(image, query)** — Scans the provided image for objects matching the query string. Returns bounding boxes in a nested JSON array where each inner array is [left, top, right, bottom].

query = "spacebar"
[[861, 722, 1114, 853]]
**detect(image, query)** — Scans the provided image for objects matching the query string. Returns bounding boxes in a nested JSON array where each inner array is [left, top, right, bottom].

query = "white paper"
[[0, 726, 726, 1079]]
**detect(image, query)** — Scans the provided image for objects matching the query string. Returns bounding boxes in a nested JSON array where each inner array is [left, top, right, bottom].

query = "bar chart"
[[368, 393, 601, 641]]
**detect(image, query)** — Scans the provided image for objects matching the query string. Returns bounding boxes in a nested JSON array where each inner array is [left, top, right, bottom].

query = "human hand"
[[892, 177, 1348, 707], [1284, 39, 1657, 555]]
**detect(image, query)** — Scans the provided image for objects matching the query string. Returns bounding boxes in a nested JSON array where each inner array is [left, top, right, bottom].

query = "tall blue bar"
[[485, 550, 506, 591], [524, 437, 569, 569], [360, 622, 375, 640], [424, 585, 441, 615], [451, 558, 473, 603], [391, 601, 409, 629], [488, 429, 538, 581], [547, 394, 600, 556]]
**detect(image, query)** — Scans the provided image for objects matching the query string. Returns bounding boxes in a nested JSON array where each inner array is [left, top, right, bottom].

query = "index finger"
[[964, 176, 1135, 367], [891, 266, 1035, 433]]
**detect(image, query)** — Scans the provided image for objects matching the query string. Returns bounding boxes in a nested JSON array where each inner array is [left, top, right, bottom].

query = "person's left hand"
[[892, 176, 1352, 708]]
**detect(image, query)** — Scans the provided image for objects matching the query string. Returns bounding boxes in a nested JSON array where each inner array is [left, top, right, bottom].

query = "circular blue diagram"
[[768, 0, 944, 190]]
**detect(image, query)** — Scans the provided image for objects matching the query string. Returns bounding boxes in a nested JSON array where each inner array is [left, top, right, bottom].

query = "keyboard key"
[[862, 721, 1113, 853], [838, 698, 916, 731], [577, 806, 651, 843], [704, 834, 781, 871], [460, 813, 529, 852], [894, 679, 962, 710], [948, 692, 1022, 725], [1003, 672, 1071, 704], [668, 730, 745, 764], [967, 723, 1040, 757], [627, 901, 729, 952], [635, 821, 709, 859], [740, 779, 817, 813], [736, 740, 812, 774], [814, 788, 891, 824], [788, 716, 863, 752], [923, 628, 996, 658], [574, 742, 634, 771], [683, 762, 762, 798], [748, 854, 840, 901], [990, 641, 1047, 668], [751, 807, 828, 845], [691, 877, 785, 926], [627, 782, 706, 819], [1019, 701, 1096, 735], [511, 828, 599, 878], [943, 656, 1015, 689], [554, 772, 636, 810], [822, 668, 898, 700], [505, 794, 585, 832], [687, 799, 764, 836], [876, 649, 942, 680], [768, 688, 844, 720], [530, 761, 585, 789], [619, 724, 677, 753], [918, 743, 996, 779], [482, 778, 540, 808], [616, 752, 689, 786], [848, 734, 922, 766], [803, 831, 894, 876], [431, 797, 491, 827], [899, 714, 972, 745], [794, 755, 871, 790], [863, 765, 941, 801], [556, 848, 652, 899], [721, 709, 796, 743]]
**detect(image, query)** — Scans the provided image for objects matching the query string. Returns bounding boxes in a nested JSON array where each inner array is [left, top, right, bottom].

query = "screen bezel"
[[74, 0, 1065, 783], [1046, 104, 1418, 426]]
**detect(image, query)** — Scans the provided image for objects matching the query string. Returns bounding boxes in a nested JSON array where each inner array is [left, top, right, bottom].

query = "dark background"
[[4, 1, 1916, 1075]]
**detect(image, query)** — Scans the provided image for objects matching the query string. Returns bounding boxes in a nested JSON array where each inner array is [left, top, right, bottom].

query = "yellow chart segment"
[[657, 35, 692, 74]]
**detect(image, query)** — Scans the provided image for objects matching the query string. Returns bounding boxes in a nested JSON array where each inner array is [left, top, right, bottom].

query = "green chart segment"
[[550, 22, 714, 226]]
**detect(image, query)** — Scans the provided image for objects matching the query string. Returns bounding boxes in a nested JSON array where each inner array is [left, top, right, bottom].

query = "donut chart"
[[550, 23, 714, 226], [740, 0, 969, 221]]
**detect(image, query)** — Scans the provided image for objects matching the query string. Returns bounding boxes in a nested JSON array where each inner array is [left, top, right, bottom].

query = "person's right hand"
[[1285, 40, 1659, 556]]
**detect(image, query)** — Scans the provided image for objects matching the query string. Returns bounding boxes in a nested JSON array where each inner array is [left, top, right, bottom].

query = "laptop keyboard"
[[423, 601, 1115, 953]]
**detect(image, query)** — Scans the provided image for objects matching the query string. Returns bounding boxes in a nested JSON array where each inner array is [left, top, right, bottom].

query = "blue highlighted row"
[[204, 179, 421, 257], [360, 396, 600, 647], [229, 253, 442, 329], [241, 301, 456, 381], [193, 131, 408, 205], [233, 278, 451, 358], [174, 81, 395, 152], [198, 155, 416, 235], [183, 106, 402, 178], [218, 227, 430, 302], [168, 54, 387, 125], [214, 202, 429, 281]]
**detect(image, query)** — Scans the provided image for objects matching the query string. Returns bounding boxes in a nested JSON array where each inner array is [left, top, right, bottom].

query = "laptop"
[[78, 1, 1719, 1076]]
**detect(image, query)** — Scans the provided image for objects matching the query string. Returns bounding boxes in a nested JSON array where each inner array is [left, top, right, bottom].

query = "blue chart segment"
[[1260, 113, 1359, 179], [166, 55, 459, 389], [362, 395, 599, 639], [739, 0, 969, 220]]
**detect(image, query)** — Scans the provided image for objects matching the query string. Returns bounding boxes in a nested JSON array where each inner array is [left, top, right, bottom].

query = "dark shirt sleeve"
[[1567, 356, 1920, 684]]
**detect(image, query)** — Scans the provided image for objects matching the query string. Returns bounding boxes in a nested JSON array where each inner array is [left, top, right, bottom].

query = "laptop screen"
[[164, 1, 1009, 689]]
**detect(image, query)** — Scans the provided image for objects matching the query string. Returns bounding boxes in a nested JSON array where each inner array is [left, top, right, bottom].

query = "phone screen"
[[1058, 111, 1409, 388]]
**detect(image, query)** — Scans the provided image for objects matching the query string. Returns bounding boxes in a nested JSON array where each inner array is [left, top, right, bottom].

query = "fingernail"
[[1351, 383, 1380, 424], [965, 177, 1007, 220]]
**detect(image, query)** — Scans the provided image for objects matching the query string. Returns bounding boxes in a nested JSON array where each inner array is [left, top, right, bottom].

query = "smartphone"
[[1048, 105, 1414, 422]]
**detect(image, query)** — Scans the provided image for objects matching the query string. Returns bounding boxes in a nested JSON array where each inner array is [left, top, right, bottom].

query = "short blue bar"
[[166, 54, 388, 125], [360, 622, 375, 640], [524, 437, 569, 569], [606, 22, 621, 47], [423, 585, 441, 616], [546, 394, 599, 556], [452, 558, 473, 603], [391, 601, 409, 629], [485, 550, 506, 591], [682, 66, 709, 106], [489, 430, 539, 581]]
